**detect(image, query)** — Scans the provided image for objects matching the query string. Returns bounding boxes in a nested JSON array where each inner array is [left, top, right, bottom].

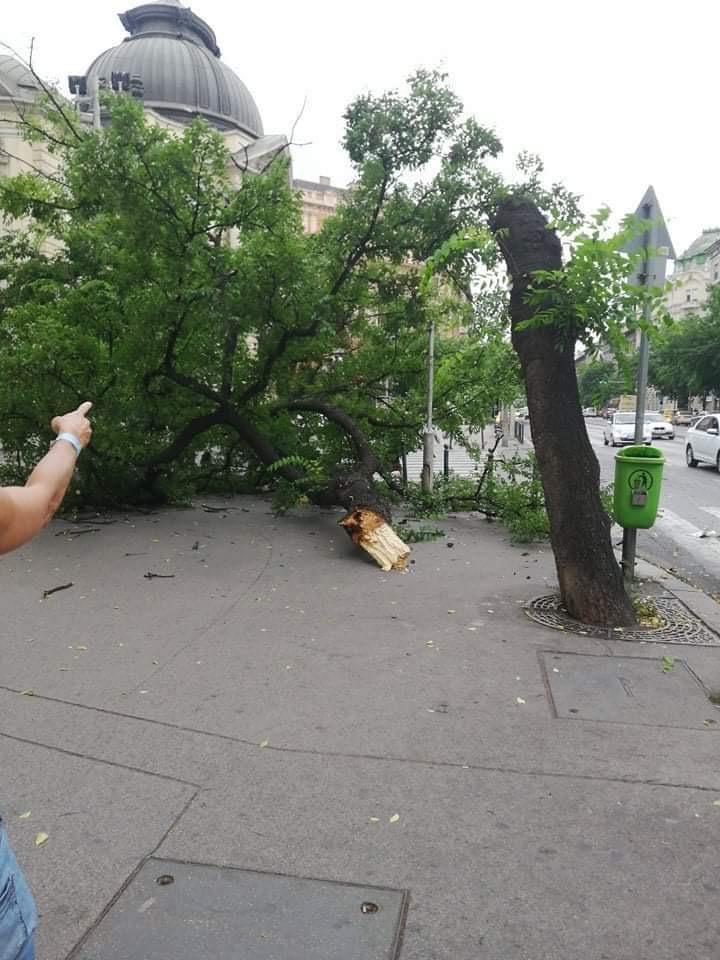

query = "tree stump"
[[339, 508, 411, 571]]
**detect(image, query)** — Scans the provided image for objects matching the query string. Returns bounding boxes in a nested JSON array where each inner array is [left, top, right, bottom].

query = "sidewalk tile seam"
[[537, 648, 560, 719], [3, 715, 719, 797], [121, 548, 275, 698], [63, 790, 200, 960], [0, 731, 201, 790], [150, 789, 202, 857]]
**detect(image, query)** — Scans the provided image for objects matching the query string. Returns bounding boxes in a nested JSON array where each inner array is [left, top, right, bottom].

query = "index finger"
[[76, 401, 93, 417]]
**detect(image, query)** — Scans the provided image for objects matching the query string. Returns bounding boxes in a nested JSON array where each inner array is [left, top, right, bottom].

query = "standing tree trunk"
[[493, 197, 635, 627]]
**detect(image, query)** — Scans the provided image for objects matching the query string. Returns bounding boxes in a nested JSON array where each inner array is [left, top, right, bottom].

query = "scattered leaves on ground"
[[34, 832, 49, 847]]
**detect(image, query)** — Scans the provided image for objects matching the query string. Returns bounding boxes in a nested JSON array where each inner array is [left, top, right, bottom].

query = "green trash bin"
[[614, 445, 665, 529]]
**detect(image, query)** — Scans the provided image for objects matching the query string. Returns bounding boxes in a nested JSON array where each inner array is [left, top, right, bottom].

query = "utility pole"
[[421, 318, 435, 493], [620, 187, 674, 581]]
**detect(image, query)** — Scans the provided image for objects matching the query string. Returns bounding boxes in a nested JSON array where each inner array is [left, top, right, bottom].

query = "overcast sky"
[[6, 0, 718, 257]]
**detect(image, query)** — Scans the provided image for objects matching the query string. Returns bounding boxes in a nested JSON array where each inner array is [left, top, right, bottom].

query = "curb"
[[631, 552, 720, 637]]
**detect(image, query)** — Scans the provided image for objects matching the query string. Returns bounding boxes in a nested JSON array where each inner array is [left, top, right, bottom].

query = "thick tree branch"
[[278, 398, 380, 471], [142, 410, 226, 470]]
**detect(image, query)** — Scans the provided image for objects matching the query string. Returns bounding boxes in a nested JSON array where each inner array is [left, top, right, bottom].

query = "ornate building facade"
[[0, 0, 346, 228], [665, 229, 720, 320], [0, 55, 55, 182]]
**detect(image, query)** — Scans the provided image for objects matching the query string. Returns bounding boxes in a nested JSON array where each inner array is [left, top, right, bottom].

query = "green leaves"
[[521, 212, 670, 355], [649, 286, 720, 401], [0, 69, 575, 509]]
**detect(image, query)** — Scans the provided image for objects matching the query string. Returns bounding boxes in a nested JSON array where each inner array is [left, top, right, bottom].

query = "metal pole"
[[92, 75, 101, 131], [421, 318, 435, 493], [443, 444, 449, 478], [622, 205, 653, 581]]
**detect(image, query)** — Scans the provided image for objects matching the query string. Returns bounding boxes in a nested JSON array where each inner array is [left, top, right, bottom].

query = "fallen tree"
[[0, 71, 518, 570], [1, 68, 656, 606]]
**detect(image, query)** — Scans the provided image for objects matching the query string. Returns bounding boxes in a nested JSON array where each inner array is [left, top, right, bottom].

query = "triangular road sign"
[[623, 186, 676, 287]]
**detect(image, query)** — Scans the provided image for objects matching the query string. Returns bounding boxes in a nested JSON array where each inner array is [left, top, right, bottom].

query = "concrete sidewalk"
[[2, 498, 720, 959]]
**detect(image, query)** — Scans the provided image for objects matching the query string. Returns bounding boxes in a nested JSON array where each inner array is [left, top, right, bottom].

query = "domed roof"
[[86, 1, 263, 138], [0, 54, 42, 104]]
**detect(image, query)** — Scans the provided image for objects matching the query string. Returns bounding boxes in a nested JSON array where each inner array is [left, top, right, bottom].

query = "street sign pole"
[[620, 188, 674, 581]]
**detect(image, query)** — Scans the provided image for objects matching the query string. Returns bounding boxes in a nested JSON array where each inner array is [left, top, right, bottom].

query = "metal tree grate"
[[525, 594, 720, 646]]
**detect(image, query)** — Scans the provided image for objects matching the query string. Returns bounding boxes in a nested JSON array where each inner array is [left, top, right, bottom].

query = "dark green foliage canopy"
[[0, 73, 520, 506]]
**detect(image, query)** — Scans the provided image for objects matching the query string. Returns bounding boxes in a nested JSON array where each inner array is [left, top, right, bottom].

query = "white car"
[[686, 414, 720, 471], [645, 412, 675, 440], [603, 413, 651, 447]]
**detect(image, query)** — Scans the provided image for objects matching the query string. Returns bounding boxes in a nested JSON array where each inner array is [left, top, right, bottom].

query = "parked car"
[[603, 413, 651, 446], [672, 410, 693, 426], [686, 414, 720, 470], [644, 412, 674, 440]]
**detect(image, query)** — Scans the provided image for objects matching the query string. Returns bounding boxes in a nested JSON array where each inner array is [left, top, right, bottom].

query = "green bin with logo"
[[614, 445, 665, 529]]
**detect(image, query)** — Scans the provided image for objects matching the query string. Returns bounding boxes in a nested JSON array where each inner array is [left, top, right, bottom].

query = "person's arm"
[[0, 402, 93, 556]]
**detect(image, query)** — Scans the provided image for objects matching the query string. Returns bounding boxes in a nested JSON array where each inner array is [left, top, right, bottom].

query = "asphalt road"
[[585, 417, 720, 593]]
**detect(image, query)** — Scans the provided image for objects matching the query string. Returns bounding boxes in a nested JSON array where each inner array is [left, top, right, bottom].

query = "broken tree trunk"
[[340, 508, 411, 571], [493, 197, 636, 627], [311, 469, 411, 571]]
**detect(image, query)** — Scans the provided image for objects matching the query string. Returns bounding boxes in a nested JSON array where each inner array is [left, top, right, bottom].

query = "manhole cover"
[[526, 594, 720, 645], [541, 652, 718, 728], [70, 859, 407, 960]]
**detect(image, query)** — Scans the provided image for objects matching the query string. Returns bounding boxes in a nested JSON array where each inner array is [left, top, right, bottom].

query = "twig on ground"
[[42, 582, 73, 598], [54, 528, 100, 538]]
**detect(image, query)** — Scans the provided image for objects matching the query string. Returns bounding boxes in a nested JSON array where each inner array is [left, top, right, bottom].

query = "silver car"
[[603, 413, 651, 447], [645, 412, 675, 440], [686, 414, 720, 471]]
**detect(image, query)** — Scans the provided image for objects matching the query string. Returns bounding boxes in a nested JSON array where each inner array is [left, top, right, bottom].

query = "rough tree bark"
[[493, 197, 635, 627]]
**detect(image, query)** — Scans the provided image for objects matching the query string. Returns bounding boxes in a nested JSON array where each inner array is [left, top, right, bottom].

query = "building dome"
[[86, 1, 264, 138], [0, 54, 41, 105]]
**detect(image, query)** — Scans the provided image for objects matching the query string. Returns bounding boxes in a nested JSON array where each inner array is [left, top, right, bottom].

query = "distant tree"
[[577, 359, 626, 409], [649, 287, 720, 406]]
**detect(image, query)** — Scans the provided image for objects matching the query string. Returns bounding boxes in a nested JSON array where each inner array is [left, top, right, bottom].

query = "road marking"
[[655, 509, 720, 566]]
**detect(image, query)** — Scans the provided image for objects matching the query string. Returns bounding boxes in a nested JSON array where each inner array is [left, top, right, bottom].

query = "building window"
[[686, 293, 691, 301]]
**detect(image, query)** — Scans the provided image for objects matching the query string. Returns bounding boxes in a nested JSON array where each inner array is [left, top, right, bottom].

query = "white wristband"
[[52, 432, 82, 457]]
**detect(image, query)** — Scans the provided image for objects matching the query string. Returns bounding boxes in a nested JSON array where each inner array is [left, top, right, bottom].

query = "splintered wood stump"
[[339, 508, 411, 571]]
